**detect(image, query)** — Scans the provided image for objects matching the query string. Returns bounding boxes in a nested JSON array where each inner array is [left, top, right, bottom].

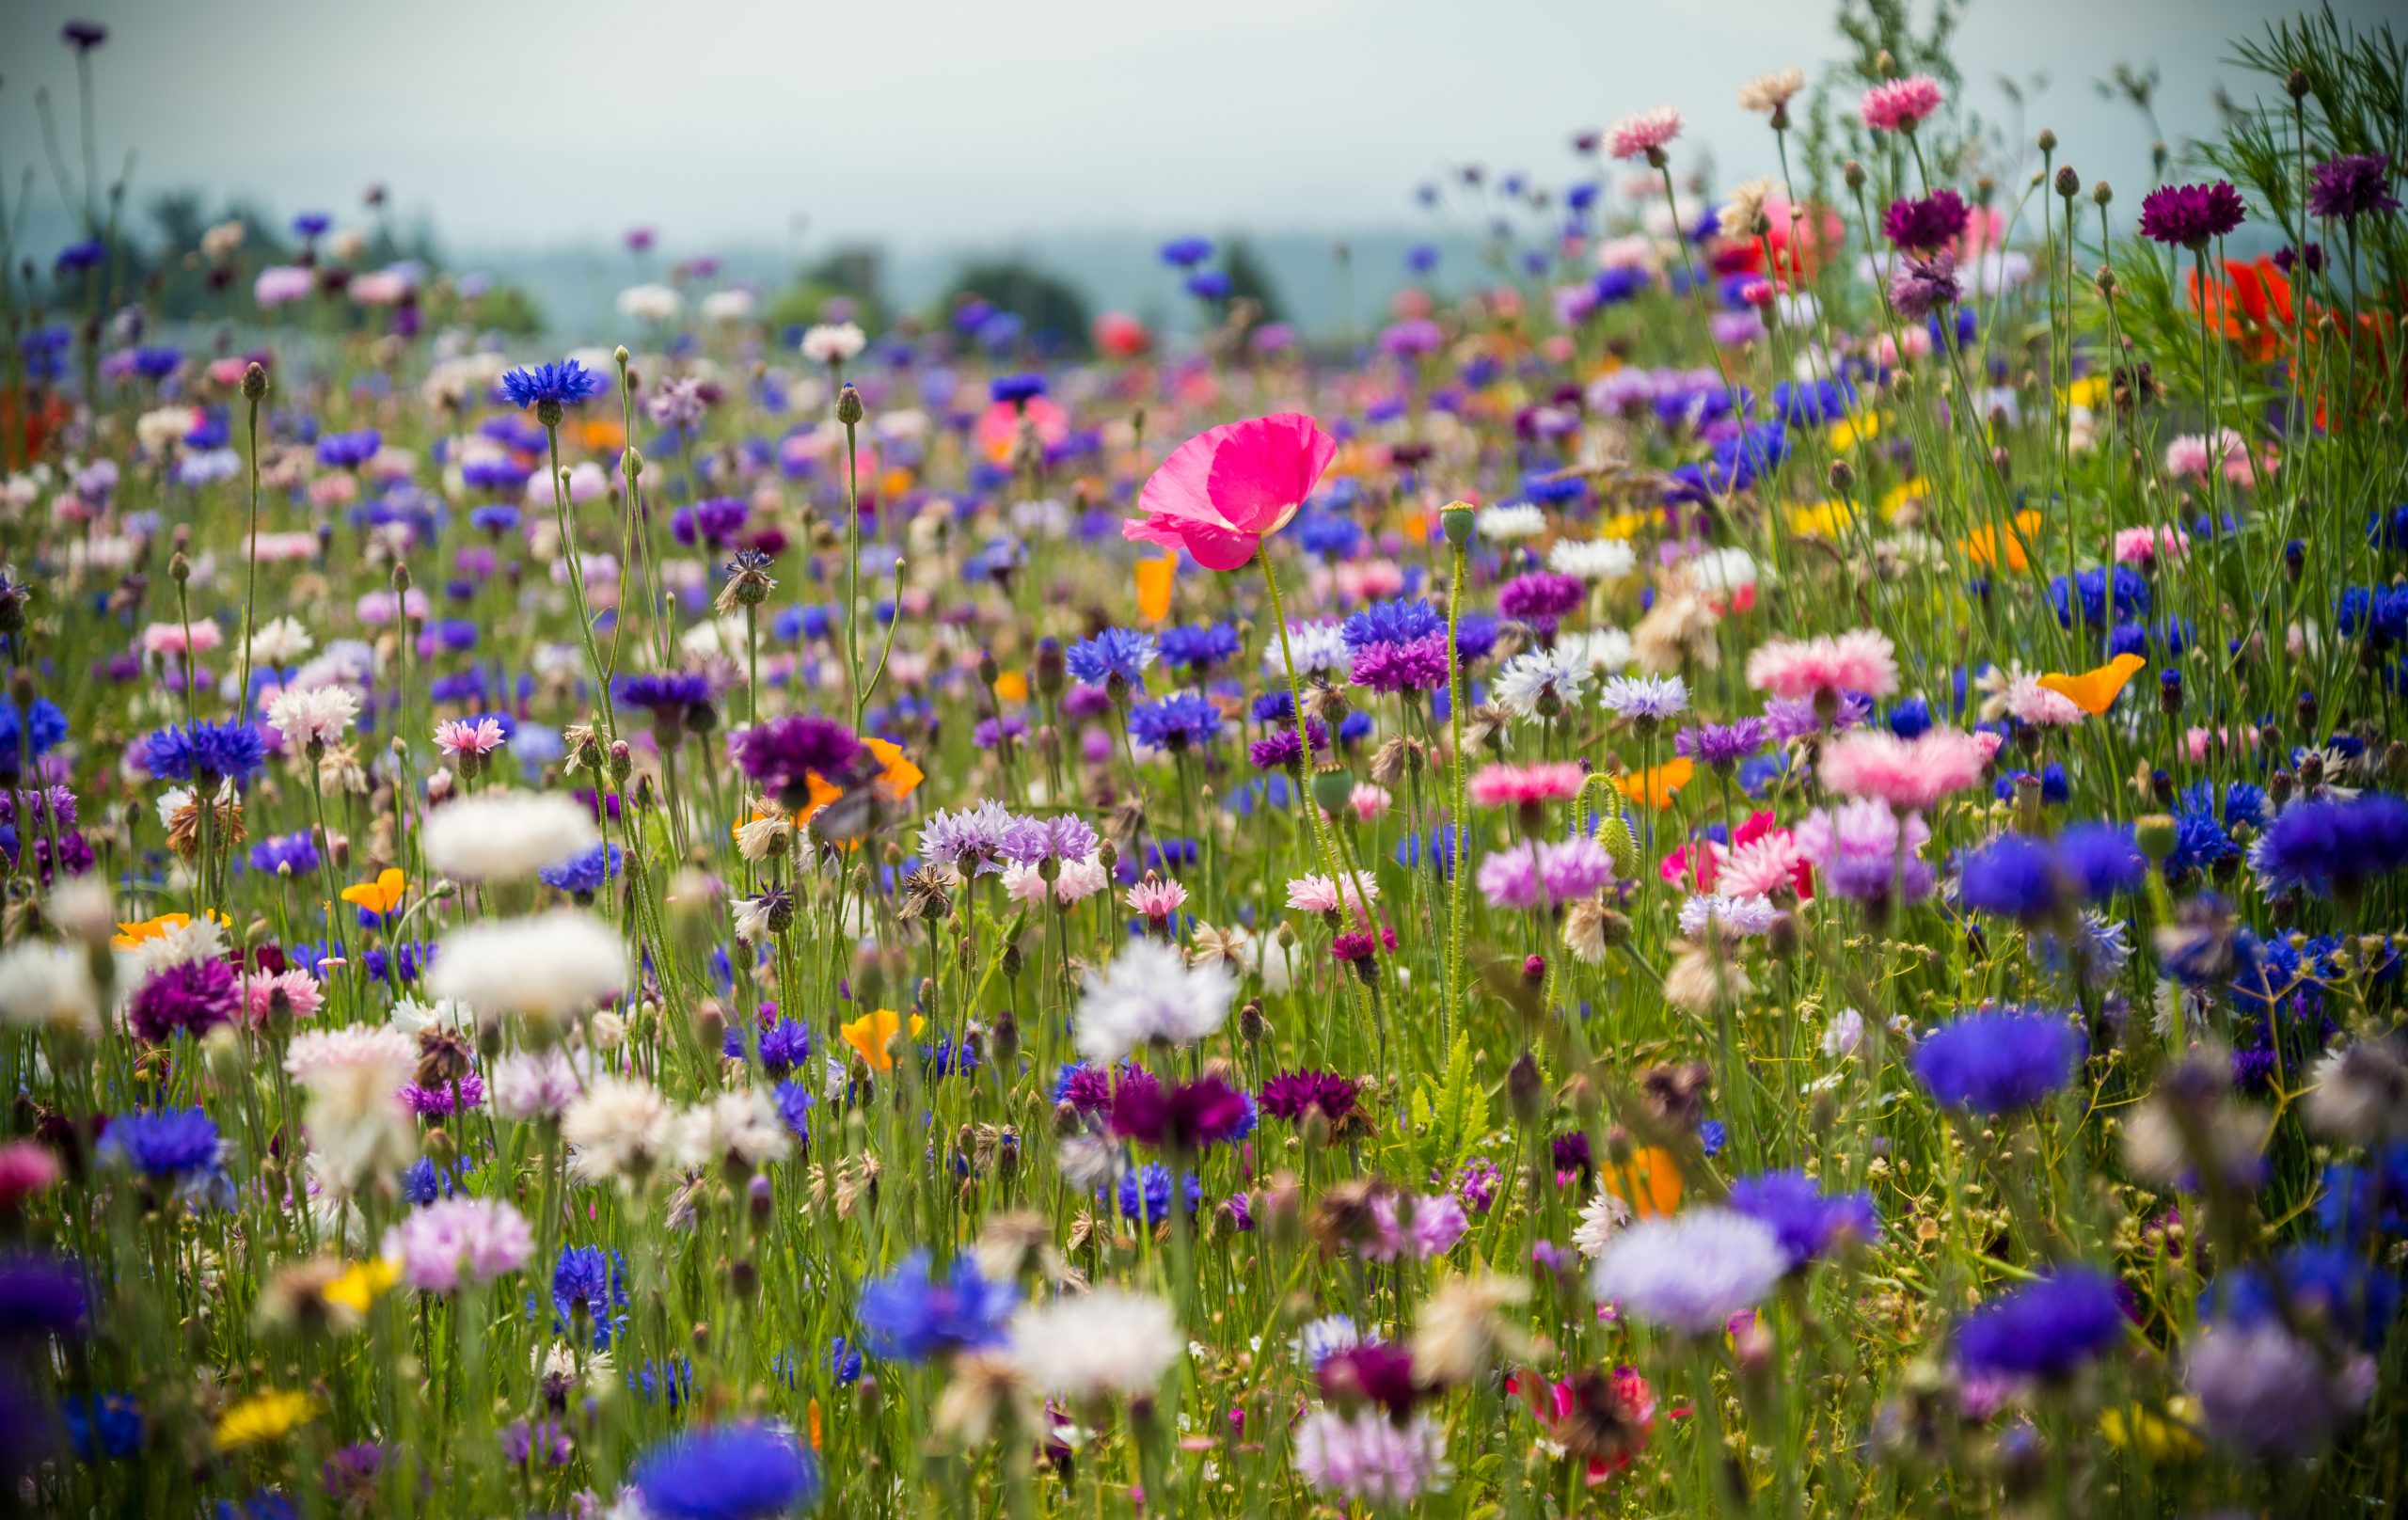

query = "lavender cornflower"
[[1592, 1207, 1788, 1333], [1597, 673, 1689, 724], [997, 812, 1098, 866], [1674, 718, 1766, 769], [918, 800, 1020, 877], [1889, 251, 1960, 320]]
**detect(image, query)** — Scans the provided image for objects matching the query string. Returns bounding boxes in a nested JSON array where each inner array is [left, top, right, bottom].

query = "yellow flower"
[[841, 1007, 926, 1073], [323, 1257, 399, 1316], [1611, 758, 1693, 812], [1788, 499, 1857, 538], [1960, 510, 2044, 571], [1598, 508, 1654, 541], [2063, 374, 2110, 411], [1877, 481, 1924, 522], [2099, 1398, 2202, 1461], [2039, 653, 2147, 716], [340, 868, 408, 917], [1827, 411, 1880, 451], [214, 1389, 316, 1451]]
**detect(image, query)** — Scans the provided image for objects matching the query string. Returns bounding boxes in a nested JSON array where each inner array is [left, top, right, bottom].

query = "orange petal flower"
[[2038, 653, 2147, 716], [1134, 553, 1177, 625], [339, 868, 408, 917], [1600, 1146, 1684, 1219], [865, 736, 923, 802], [840, 1007, 926, 1072], [1960, 510, 2043, 571], [992, 671, 1029, 704], [1612, 758, 1693, 812]]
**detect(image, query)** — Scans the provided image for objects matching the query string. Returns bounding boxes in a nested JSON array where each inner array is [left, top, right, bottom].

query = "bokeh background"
[[3, 0, 2390, 337]]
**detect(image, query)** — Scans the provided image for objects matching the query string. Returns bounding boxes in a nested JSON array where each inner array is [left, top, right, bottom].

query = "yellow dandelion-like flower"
[[214, 1390, 316, 1451]]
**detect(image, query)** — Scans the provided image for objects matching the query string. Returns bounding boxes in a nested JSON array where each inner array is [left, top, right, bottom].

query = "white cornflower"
[[700, 289, 756, 325], [1546, 537, 1636, 581], [423, 910, 629, 1027], [1686, 546, 1766, 594], [1007, 1288, 1184, 1398], [1738, 67, 1807, 115], [388, 996, 475, 1037], [671, 1088, 793, 1169], [800, 322, 867, 365], [1074, 940, 1235, 1065], [1571, 1190, 1634, 1260], [0, 942, 102, 1037], [1293, 1313, 1361, 1370], [1554, 627, 1636, 674], [285, 1025, 418, 1087], [247, 615, 315, 665], [1592, 1207, 1786, 1334], [265, 684, 360, 747], [615, 283, 682, 324], [1262, 620, 1351, 678], [421, 791, 599, 883], [303, 1059, 417, 1195], [1476, 502, 1547, 542], [1596, 673, 1690, 722], [1493, 647, 1590, 720], [491, 1047, 587, 1121], [563, 1074, 673, 1187], [1678, 893, 1779, 939], [1717, 176, 1780, 240]]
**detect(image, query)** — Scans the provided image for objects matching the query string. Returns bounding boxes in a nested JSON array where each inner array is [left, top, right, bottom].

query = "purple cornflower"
[[1350, 637, 1450, 693], [616, 671, 713, 715], [1910, 1007, 2082, 1114], [916, 800, 1019, 877], [1110, 1074, 1254, 1151], [400, 1070, 485, 1117], [1054, 1061, 1159, 1116], [1674, 718, 1766, 769], [997, 812, 1097, 865], [2138, 181, 2246, 248], [732, 715, 863, 807], [1496, 571, 1586, 633], [1249, 719, 1328, 771], [1726, 1170, 1879, 1267], [1881, 190, 1970, 251], [671, 496, 751, 548], [1888, 251, 1960, 319], [127, 958, 240, 1043], [2306, 152, 2397, 220], [1954, 1267, 2127, 1380], [0, 1252, 88, 1340], [314, 430, 382, 469]]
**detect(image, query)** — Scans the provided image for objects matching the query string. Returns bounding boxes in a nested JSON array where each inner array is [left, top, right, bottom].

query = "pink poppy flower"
[[1124, 413, 1338, 571]]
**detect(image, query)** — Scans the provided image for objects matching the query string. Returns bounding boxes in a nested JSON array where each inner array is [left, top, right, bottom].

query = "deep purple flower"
[[732, 715, 863, 807], [1249, 719, 1328, 771], [1497, 571, 1586, 633], [1054, 1061, 1159, 1116], [1318, 1340, 1421, 1418], [2138, 182, 2246, 247], [1889, 251, 1960, 319], [127, 958, 240, 1043], [1881, 190, 1970, 251], [1674, 718, 1767, 769], [0, 1253, 88, 1340], [1258, 1069, 1359, 1125], [2307, 152, 2398, 220], [1112, 1075, 1252, 1151]]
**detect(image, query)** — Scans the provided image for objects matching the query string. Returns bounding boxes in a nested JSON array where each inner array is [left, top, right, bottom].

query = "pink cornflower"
[[1468, 762, 1588, 810], [2163, 429, 2263, 485], [356, 588, 431, 626], [2004, 673, 2084, 728], [2112, 526, 2191, 566], [1347, 784, 1392, 822], [1860, 75, 1944, 134], [435, 718, 508, 757], [1744, 629, 1900, 704], [1818, 728, 1995, 812], [1608, 106, 1684, 162], [1124, 413, 1338, 571], [1126, 874, 1191, 925], [1286, 873, 1379, 923], [241, 968, 324, 1026], [140, 621, 224, 658], [381, 1196, 534, 1294], [0, 1141, 61, 1211], [1719, 831, 1814, 901], [248, 531, 319, 562]]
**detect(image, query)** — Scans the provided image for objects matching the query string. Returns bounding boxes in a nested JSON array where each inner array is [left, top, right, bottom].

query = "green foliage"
[[1408, 1030, 1489, 1179]]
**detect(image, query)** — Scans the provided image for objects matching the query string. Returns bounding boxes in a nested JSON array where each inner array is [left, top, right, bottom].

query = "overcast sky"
[[1, 0, 2385, 261]]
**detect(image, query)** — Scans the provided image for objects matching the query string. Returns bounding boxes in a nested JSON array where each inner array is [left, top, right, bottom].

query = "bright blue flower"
[[538, 842, 621, 895], [828, 1335, 863, 1385], [1157, 622, 1241, 672], [1957, 833, 2064, 922], [629, 1423, 820, 1520], [2252, 794, 2408, 898], [989, 372, 1046, 405], [1885, 696, 1932, 739], [2054, 822, 2146, 902], [855, 1251, 1015, 1361], [62, 1392, 143, 1462], [0, 697, 69, 761], [1159, 237, 1214, 268], [142, 720, 267, 784], [1110, 1162, 1201, 1223], [1727, 1171, 1879, 1267], [773, 1081, 813, 1143], [499, 359, 609, 411], [1954, 1268, 2126, 1379], [1910, 1008, 2082, 1113], [1064, 628, 1159, 692], [550, 1245, 632, 1350], [1185, 270, 1231, 301], [98, 1107, 220, 1180], [1340, 597, 1446, 653], [1127, 692, 1223, 752]]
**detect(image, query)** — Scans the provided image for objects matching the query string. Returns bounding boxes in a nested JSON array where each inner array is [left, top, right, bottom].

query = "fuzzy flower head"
[[1860, 75, 1944, 134], [1592, 1207, 1788, 1334], [629, 1423, 820, 1520], [1954, 1267, 2126, 1380], [2138, 182, 2247, 248], [499, 359, 607, 415], [1608, 106, 1684, 163], [1911, 1007, 2083, 1114], [382, 1197, 534, 1293], [858, 1249, 1017, 1362], [1075, 939, 1236, 1064], [2307, 151, 2399, 220]]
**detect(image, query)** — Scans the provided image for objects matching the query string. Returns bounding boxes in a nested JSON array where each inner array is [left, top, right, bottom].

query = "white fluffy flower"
[[0, 942, 101, 1037], [1554, 628, 1635, 674], [286, 1024, 418, 1088], [1477, 502, 1547, 542], [389, 996, 476, 1037], [700, 289, 756, 324], [1008, 1288, 1184, 1397], [1592, 1207, 1787, 1333], [800, 322, 867, 365], [491, 1047, 588, 1121], [1075, 940, 1234, 1064], [420, 791, 599, 883], [1547, 537, 1636, 581], [1262, 620, 1351, 678], [1493, 647, 1590, 720], [671, 1088, 793, 1169], [1678, 893, 1778, 939], [1571, 1190, 1633, 1260], [265, 684, 359, 747], [247, 615, 315, 665], [616, 283, 682, 323], [424, 910, 628, 1026], [564, 1075, 673, 1187]]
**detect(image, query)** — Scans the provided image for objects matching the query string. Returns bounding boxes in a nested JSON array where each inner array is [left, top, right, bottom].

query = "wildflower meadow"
[[3, 4, 2408, 1516]]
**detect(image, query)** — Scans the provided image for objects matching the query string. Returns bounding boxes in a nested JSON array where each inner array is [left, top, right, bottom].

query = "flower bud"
[[835, 384, 864, 426], [1439, 500, 1477, 547], [242, 361, 269, 402]]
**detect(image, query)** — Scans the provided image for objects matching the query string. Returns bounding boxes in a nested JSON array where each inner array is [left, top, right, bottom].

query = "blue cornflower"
[[1340, 597, 1446, 654], [2251, 794, 2408, 898], [1726, 1171, 1879, 1268], [629, 1423, 819, 1520], [2316, 1144, 2408, 1243], [829, 1335, 864, 1385], [1127, 692, 1224, 752], [1958, 833, 2067, 922], [399, 1157, 464, 1206], [142, 720, 267, 784], [98, 1107, 220, 1180], [550, 1245, 632, 1350], [0, 697, 69, 761], [1064, 628, 1159, 693], [855, 1250, 1016, 1361], [2049, 565, 2150, 628], [1186, 270, 1231, 301], [538, 842, 621, 895], [1110, 1162, 1201, 1224], [0, 1252, 88, 1339], [613, 671, 712, 714], [722, 1016, 814, 1075], [62, 1392, 143, 1462], [1160, 237, 1214, 268], [1954, 1267, 2127, 1379], [772, 1081, 813, 1143], [499, 359, 609, 412], [990, 372, 1046, 405], [1395, 825, 1462, 879], [1885, 696, 1932, 739], [2167, 785, 2240, 879], [1157, 622, 1241, 673], [2337, 584, 2408, 641], [1910, 1008, 2083, 1114], [2055, 822, 2146, 903], [2206, 1244, 2400, 1353], [314, 430, 382, 469]]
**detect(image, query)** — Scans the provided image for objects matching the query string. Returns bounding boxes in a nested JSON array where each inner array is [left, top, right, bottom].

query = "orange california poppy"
[[1134, 553, 1177, 624], [864, 736, 923, 802], [2038, 653, 2147, 716], [1961, 510, 2044, 572], [1599, 1146, 1684, 1219], [1612, 758, 1693, 812], [340, 868, 408, 917], [840, 1007, 926, 1072]]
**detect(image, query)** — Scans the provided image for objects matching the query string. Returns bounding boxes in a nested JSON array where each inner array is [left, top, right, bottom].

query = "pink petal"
[[1122, 514, 1258, 572], [1202, 413, 1338, 535]]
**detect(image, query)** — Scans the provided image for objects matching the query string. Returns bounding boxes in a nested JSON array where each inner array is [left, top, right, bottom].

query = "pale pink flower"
[[1285, 873, 1380, 922], [1004, 854, 1112, 906], [1348, 784, 1392, 823], [1819, 728, 1993, 812], [2004, 673, 2085, 728], [1860, 76, 1944, 134], [2163, 429, 2265, 485], [141, 621, 224, 658], [1468, 762, 1588, 809], [2112, 526, 2190, 566], [383, 1196, 534, 1293], [248, 531, 320, 562], [285, 1024, 418, 1086], [254, 265, 313, 306], [435, 718, 508, 756], [1608, 106, 1684, 162], [356, 589, 430, 625], [241, 969, 324, 1026], [1745, 629, 1899, 703], [0, 1140, 62, 1211], [1126, 876, 1191, 923], [309, 472, 357, 507]]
